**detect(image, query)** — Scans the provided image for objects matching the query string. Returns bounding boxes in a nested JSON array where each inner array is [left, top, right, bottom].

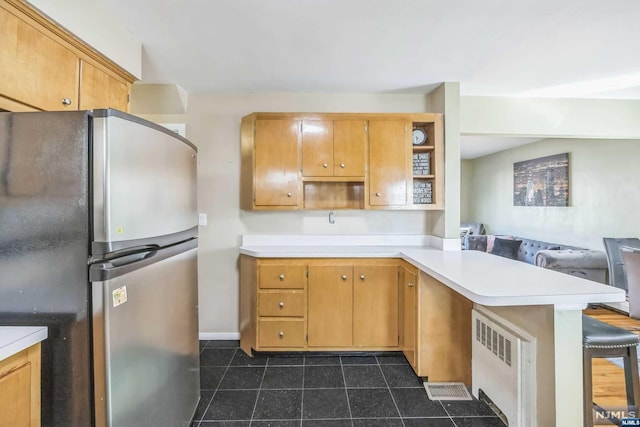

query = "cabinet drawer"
[[259, 320, 305, 348], [259, 264, 305, 289], [259, 292, 305, 317]]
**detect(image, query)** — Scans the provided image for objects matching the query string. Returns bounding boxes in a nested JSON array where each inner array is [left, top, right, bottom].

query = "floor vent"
[[424, 382, 473, 401]]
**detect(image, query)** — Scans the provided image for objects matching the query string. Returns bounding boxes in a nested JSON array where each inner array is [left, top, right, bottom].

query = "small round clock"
[[412, 128, 427, 145]]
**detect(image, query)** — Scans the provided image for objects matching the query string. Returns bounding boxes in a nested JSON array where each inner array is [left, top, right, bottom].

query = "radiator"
[[472, 307, 537, 427]]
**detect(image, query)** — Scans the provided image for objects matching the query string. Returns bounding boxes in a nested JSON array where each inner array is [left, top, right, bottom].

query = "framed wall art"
[[513, 153, 569, 207]]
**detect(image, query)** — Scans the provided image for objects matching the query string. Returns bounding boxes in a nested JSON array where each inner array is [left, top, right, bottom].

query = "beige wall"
[[146, 92, 447, 335], [460, 160, 473, 222], [466, 137, 640, 250]]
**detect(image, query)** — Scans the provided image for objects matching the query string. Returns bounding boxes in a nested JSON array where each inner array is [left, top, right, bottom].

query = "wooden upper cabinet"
[[241, 113, 442, 211], [333, 120, 366, 177], [0, 1, 135, 112], [368, 120, 410, 207], [1, 6, 78, 111], [302, 120, 366, 178], [79, 60, 129, 111], [302, 120, 333, 177], [254, 119, 301, 207]]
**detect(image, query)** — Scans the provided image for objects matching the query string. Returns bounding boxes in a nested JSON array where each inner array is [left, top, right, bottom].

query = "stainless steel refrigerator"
[[0, 109, 200, 427]]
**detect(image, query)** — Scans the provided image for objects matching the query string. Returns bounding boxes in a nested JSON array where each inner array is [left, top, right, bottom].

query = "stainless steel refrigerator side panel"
[[0, 111, 94, 427], [92, 113, 198, 249], [90, 243, 200, 427]]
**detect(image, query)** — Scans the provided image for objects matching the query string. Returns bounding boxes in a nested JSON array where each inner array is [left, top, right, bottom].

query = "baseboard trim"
[[199, 332, 240, 341]]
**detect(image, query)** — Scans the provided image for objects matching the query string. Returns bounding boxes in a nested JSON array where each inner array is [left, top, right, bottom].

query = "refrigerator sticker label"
[[112, 286, 127, 307]]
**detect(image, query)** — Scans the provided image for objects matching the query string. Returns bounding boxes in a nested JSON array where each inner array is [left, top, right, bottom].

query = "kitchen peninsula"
[[239, 235, 625, 426]]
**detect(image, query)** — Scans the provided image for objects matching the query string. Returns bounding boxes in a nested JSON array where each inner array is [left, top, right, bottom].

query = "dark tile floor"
[[192, 340, 505, 427]]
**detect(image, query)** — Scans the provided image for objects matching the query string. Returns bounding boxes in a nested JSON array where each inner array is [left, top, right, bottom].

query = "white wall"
[[467, 137, 640, 249], [27, 0, 142, 78], [461, 96, 640, 139], [148, 92, 442, 335]]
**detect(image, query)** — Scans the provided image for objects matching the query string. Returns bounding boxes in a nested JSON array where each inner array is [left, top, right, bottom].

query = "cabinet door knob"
[[279, 274, 285, 281], [339, 163, 345, 168], [279, 302, 285, 308], [61, 98, 72, 106], [375, 192, 381, 197], [408, 282, 414, 288], [360, 275, 365, 280], [286, 192, 292, 197], [322, 163, 328, 168], [341, 274, 347, 281], [279, 331, 284, 338]]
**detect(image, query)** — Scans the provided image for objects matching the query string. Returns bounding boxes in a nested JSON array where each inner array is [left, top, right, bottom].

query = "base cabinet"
[[0, 343, 41, 427], [400, 263, 418, 370], [240, 255, 472, 386], [241, 257, 400, 352]]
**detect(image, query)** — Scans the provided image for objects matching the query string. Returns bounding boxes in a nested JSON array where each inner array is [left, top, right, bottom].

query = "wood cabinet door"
[[79, 60, 129, 111], [401, 266, 417, 369], [254, 119, 301, 206], [0, 362, 31, 427], [334, 120, 366, 177], [307, 265, 353, 347], [8, 11, 79, 111], [0, 7, 19, 103], [368, 120, 409, 206], [353, 265, 399, 347], [302, 120, 333, 177]]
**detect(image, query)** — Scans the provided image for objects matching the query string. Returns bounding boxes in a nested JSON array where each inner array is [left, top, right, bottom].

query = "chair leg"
[[624, 345, 640, 413], [584, 348, 594, 427]]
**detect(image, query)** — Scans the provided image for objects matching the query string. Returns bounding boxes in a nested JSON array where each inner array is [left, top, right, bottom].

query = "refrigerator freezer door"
[[91, 239, 199, 427], [92, 110, 198, 255]]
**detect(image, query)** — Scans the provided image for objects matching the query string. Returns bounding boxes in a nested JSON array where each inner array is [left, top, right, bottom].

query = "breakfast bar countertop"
[[239, 234, 625, 309], [0, 326, 48, 362]]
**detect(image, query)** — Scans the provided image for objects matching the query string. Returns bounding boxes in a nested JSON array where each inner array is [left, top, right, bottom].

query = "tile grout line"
[[300, 356, 306, 427], [338, 355, 355, 427], [248, 355, 268, 426], [378, 360, 407, 427], [197, 347, 238, 425]]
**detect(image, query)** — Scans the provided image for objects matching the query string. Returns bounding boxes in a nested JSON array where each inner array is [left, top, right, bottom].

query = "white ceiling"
[[91, 0, 640, 156]]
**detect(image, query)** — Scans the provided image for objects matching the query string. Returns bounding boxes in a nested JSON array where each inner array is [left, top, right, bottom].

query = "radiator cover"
[[472, 307, 537, 426]]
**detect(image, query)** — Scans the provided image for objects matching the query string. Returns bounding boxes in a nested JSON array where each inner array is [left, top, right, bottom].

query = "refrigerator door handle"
[[90, 244, 161, 264], [89, 238, 197, 282]]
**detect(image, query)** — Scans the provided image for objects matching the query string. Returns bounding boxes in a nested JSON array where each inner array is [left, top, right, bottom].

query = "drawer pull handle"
[[322, 163, 328, 168], [279, 331, 284, 338], [286, 192, 292, 197], [408, 282, 414, 288], [341, 274, 347, 281], [61, 98, 72, 106], [279, 302, 285, 308], [279, 274, 285, 281], [375, 192, 381, 197], [339, 163, 345, 168], [360, 275, 365, 280]]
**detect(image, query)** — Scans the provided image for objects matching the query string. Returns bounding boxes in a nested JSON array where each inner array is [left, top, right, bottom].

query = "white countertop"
[[0, 326, 48, 362], [239, 235, 625, 309]]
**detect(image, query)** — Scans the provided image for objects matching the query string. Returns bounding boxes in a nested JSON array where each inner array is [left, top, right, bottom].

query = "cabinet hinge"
[[306, 334, 308, 343], [127, 94, 130, 103], [364, 123, 368, 133], [306, 268, 309, 278]]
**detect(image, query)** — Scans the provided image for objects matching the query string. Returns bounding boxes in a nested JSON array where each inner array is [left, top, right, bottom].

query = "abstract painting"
[[513, 153, 569, 206]]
